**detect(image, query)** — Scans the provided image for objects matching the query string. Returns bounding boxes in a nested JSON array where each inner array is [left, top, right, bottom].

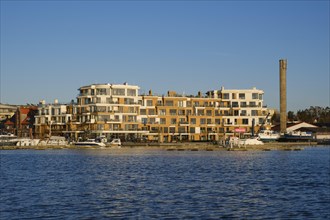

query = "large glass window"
[[243, 119, 249, 125], [222, 93, 229, 99], [96, 88, 107, 95], [252, 93, 258, 99], [159, 109, 166, 115], [165, 100, 174, 106], [127, 89, 136, 96], [170, 118, 177, 124], [113, 89, 125, 96], [170, 109, 177, 115], [148, 109, 155, 115], [146, 100, 153, 106], [140, 109, 146, 115], [160, 118, 166, 124], [239, 93, 245, 99]]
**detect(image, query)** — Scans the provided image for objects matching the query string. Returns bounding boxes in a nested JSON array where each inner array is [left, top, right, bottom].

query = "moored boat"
[[258, 130, 280, 142], [74, 139, 106, 147], [279, 131, 314, 142], [109, 138, 121, 148], [0, 134, 19, 146], [239, 137, 264, 145]]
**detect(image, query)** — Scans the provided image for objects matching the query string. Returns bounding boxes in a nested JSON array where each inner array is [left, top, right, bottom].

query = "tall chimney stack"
[[279, 59, 287, 134]]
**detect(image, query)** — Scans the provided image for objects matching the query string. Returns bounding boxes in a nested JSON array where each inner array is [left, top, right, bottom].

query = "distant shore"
[[1, 142, 327, 151]]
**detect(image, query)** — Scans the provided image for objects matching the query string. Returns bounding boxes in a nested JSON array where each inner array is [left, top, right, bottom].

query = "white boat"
[[239, 137, 264, 145], [16, 138, 40, 146], [109, 139, 121, 148], [258, 130, 280, 142], [74, 139, 106, 147], [0, 134, 19, 146], [39, 136, 68, 146]]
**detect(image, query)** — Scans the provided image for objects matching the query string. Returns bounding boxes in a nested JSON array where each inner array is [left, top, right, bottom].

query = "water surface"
[[1, 146, 329, 219]]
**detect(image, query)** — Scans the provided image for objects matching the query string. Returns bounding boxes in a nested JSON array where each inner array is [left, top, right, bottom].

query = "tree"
[[287, 111, 296, 121]]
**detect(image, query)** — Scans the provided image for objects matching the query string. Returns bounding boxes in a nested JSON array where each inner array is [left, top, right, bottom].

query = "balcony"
[[179, 122, 190, 126]]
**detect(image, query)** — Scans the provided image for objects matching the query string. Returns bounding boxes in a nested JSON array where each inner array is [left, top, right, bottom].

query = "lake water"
[[1, 146, 329, 219]]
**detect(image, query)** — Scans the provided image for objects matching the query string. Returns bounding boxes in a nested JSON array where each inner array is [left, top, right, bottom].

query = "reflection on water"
[[1, 147, 329, 219]]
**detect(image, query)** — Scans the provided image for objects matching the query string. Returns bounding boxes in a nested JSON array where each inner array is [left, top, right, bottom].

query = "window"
[[97, 106, 106, 112], [159, 109, 166, 115], [190, 127, 195, 133], [160, 118, 166, 124], [148, 109, 155, 115], [243, 119, 249, 125], [170, 118, 177, 124], [127, 89, 136, 96], [140, 109, 146, 115], [146, 100, 153, 106], [252, 93, 258, 99], [200, 118, 206, 124], [239, 93, 245, 99], [178, 101, 184, 107], [222, 93, 229, 99], [232, 102, 239, 107], [259, 94, 263, 100], [165, 100, 174, 106], [206, 110, 212, 116], [251, 110, 258, 116], [124, 98, 134, 104], [190, 118, 196, 124], [129, 107, 135, 113], [178, 110, 185, 115], [197, 109, 204, 116], [96, 88, 107, 95], [170, 109, 177, 115], [113, 89, 125, 96], [178, 127, 185, 133]]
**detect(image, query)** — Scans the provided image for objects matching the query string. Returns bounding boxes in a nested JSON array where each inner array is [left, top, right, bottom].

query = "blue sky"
[[1, 1, 329, 111]]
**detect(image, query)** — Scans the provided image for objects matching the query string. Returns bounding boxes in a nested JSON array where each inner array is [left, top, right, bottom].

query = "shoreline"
[[0, 142, 327, 151]]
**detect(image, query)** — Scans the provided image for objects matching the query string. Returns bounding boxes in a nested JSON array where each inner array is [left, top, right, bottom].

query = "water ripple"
[[1, 147, 329, 219]]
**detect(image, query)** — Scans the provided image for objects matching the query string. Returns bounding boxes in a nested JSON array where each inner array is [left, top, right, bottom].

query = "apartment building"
[[34, 83, 273, 142], [34, 100, 72, 139]]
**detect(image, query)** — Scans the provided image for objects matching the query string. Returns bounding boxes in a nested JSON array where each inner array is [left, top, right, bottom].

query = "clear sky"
[[1, 0, 329, 111]]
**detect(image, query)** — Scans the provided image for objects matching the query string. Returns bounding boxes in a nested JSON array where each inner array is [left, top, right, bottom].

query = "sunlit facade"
[[34, 83, 273, 142]]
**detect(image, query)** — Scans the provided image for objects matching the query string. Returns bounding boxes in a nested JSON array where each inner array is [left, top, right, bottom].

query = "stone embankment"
[[0, 142, 320, 151]]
